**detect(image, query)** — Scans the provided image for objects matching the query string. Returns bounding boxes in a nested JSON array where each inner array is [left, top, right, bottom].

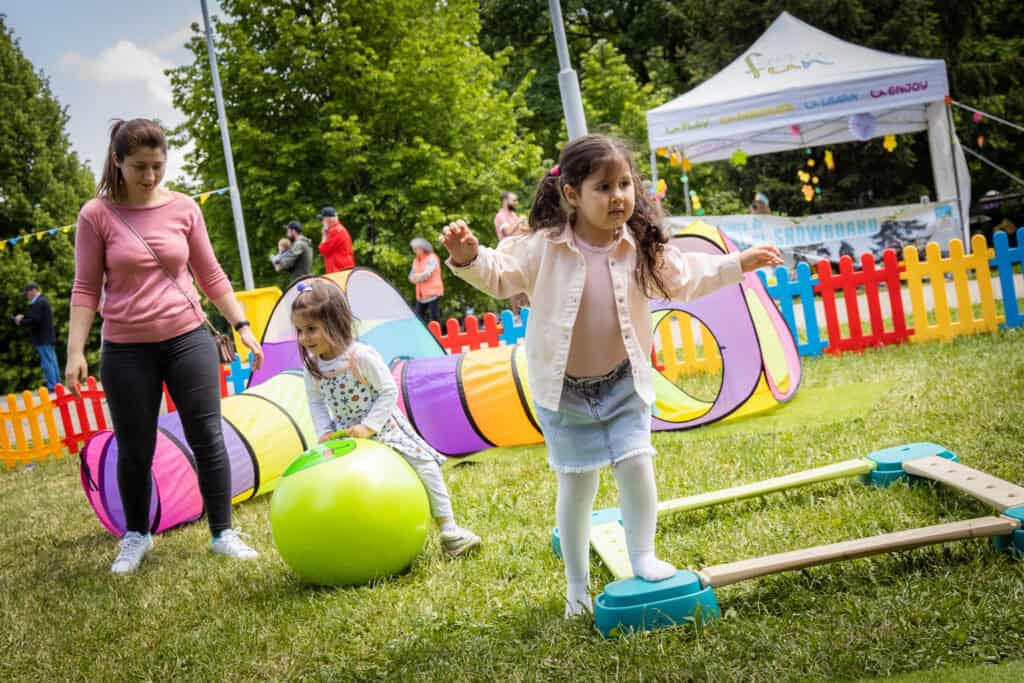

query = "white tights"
[[556, 454, 676, 617]]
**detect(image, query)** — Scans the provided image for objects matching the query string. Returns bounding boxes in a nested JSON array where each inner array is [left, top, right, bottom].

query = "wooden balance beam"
[[697, 516, 1020, 588], [902, 455, 1024, 512]]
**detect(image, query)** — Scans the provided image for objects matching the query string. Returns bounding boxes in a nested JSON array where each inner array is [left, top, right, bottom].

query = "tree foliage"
[[480, 0, 1023, 219], [170, 0, 543, 315], [0, 16, 95, 393]]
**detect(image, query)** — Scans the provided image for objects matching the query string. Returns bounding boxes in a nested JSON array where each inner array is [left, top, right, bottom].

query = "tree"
[[0, 16, 95, 393], [169, 0, 543, 316]]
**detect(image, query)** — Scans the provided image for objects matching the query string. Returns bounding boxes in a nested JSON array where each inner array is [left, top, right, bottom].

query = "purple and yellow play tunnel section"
[[80, 223, 800, 535]]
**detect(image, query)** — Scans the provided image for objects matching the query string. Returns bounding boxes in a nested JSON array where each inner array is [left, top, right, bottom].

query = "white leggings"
[[556, 454, 662, 592], [405, 457, 454, 520]]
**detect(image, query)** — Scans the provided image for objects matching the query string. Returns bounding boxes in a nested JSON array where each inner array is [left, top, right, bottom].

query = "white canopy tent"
[[646, 12, 970, 234]]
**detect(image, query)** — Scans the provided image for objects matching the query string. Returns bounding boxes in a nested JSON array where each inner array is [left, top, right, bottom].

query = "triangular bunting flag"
[[199, 192, 212, 205]]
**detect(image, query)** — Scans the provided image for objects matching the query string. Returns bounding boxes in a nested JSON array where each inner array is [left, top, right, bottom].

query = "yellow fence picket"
[[902, 237, 1002, 343], [0, 388, 64, 468]]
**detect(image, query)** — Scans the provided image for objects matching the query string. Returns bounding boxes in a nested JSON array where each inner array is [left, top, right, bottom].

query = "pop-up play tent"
[[80, 225, 801, 534], [646, 12, 971, 232]]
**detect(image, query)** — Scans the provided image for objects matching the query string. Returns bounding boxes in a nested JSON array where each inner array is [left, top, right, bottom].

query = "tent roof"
[[647, 12, 948, 159]]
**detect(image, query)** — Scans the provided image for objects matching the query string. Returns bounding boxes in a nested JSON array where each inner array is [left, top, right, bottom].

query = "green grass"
[[2, 330, 1023, 681]]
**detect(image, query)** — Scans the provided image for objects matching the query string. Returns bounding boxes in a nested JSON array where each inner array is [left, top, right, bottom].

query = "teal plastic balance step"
[[593, 570, 720, 638], [865, 442, 958, 488], [993, 505, 1024, 557], [550, 507, 621, 559]]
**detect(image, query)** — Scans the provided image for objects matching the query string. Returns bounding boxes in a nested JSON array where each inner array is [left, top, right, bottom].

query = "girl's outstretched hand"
[[739, 245, 784, 272], [440, 220, 479, 267]]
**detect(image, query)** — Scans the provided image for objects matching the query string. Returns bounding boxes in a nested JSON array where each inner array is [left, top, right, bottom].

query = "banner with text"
[[667, 201, 963, 265]]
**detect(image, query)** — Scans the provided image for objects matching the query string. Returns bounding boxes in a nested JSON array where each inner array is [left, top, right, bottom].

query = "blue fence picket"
[[499, 307, 529, 345], [225, 353, 254, 394], [757, 263, 827, 356], [989, 230, 1023, 329]]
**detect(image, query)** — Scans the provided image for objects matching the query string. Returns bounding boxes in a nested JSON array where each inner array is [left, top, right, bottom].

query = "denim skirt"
[[535, 361, 655, 473]]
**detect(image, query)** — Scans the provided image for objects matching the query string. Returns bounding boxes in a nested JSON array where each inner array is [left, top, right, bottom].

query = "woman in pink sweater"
[[68, 119, 264, 574]]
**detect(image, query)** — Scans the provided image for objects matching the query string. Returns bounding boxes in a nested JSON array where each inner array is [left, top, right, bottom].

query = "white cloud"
[[58, 40, 175, 107]]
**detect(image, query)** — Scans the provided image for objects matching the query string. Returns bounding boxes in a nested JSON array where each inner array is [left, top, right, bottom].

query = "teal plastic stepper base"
[[551, 507, 621, 559], [864, 442, 958, 488], [594, 570, 720, 638], [993, 505, 1024, 558]]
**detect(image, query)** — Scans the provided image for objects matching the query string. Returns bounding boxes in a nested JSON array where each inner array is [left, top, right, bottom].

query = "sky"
[[4, 1, 224, 185]]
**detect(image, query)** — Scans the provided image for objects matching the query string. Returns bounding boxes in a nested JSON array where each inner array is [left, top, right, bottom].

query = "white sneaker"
[[111, 531, 153, 574], [210, 529, 259, 560], [440, 527, 482, 557]]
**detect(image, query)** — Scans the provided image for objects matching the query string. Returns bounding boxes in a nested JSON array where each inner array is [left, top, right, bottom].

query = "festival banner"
[[667, 200, 963, 265]]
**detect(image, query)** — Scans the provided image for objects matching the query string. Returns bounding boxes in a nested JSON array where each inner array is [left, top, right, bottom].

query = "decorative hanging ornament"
[[812, 176, 819, 185], [798, 170, 811, 183], [848, 112, 877, 141], [681, 156, 692, 172], [669, 152, 681, 167], [801, 184, 815, 201], [790, 124, 801, 137], [656, 147, 668, 157], [807, 159, 815, 168], [977, 135, 985, 148], [730, 148, 748, 167], [815, 186, 822, 195], [824, 149, 835, 171], [680, 174, 689, 184], [883, 134, 897, 152], [655, 179, 667, 199], [972, 112, 983, 123]]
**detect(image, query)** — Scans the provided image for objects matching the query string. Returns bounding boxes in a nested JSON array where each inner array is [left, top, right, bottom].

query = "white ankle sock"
[[556, 470, 600, 616], [613, 455, 676, 582]]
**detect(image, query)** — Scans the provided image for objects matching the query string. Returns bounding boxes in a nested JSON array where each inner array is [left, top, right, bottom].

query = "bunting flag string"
[[0, 186, 231, 251]]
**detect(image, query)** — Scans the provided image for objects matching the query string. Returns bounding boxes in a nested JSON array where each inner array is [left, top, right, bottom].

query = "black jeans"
[[415, 298, 441, 323], [101, 325, 232, 536]]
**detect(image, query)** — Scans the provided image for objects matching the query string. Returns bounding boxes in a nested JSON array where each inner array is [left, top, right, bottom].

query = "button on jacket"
[[448, 225, 743, 411]]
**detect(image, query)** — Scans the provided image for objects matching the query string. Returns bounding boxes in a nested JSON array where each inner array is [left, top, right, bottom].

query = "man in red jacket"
[[318, 206, 354, 273]]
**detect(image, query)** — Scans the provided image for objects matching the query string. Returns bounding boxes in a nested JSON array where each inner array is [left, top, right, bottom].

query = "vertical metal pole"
[[201, 0, 254, 290], [548, 0, 587, 140]]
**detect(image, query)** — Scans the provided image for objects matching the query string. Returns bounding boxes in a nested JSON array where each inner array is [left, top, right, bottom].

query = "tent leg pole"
[[945, 103, 968, 251], [683, 173, 692, 215]]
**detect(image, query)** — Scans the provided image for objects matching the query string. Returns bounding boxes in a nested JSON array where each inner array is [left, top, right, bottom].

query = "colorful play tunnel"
[[80, 226, 801, 532]]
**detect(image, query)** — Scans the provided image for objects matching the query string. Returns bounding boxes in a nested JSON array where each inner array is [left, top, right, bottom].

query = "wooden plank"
[[657, 459, 875, 516], [902, 455, 1024, 512], [590, 522, 633, 581], [697, 516, 1018, 589]]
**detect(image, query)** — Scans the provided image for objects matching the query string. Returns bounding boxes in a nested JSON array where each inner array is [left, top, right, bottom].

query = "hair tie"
[[549, 165, 560, 177], [296, 281, 312, 293]]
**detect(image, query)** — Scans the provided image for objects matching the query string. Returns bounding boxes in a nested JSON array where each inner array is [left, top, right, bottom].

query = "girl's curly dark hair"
[[528, 134, 669, 299]]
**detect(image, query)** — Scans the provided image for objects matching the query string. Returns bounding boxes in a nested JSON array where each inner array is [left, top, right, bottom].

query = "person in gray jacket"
[[273, 220, 313, 282]]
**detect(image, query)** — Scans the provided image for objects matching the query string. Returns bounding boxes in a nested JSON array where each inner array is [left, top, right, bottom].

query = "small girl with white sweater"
[[292, 278, 481, 557], [442, 134, 782, 616]]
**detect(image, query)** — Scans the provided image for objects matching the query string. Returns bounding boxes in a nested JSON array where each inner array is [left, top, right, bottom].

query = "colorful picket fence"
[[429, 231, 1022, 363], [3, 231, 1019, 469], [0, 353, 257, 468]]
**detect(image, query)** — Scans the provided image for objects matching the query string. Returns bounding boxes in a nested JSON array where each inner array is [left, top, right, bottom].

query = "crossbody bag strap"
[[106, 202, 211, 330]]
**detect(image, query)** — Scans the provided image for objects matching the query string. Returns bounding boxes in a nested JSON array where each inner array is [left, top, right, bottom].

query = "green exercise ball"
[[270, 437, 430, 586]]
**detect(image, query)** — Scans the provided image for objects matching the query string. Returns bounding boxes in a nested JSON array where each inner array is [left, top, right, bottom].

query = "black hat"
[[23, 282, 40, 293], [318, 206, 337, 219], [285, 220, 303, 233]]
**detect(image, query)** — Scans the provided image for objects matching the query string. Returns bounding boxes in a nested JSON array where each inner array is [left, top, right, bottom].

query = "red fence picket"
[[815, 250, 912, 354], [53, 378, 109, 455], [428, 312, 503, 354]]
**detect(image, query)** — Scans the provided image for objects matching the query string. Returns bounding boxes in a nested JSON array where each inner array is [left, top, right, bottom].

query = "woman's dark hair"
[[528, 134, 669, 299], [290, 278, 356, 379], [96, 118, 168, 201]]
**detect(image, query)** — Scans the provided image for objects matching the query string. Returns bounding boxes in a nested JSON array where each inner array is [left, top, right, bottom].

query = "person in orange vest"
[[408, 237, 444, 323], [317, 206, 354, 272]]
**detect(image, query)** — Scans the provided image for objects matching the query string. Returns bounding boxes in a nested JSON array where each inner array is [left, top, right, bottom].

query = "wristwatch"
[[233, 320, 251, 331]]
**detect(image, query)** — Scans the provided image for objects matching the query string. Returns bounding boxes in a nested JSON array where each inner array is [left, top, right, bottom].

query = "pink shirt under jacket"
[[71, 192, 233, 343], [448, 225, 743, 412]]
